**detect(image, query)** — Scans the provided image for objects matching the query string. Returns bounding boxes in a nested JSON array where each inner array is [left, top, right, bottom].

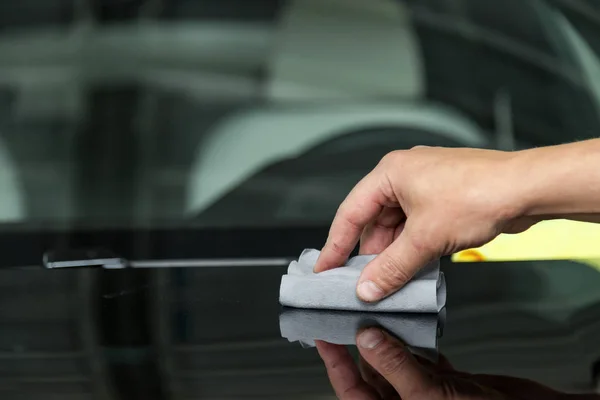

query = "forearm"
[[511, 139, 600, 221]]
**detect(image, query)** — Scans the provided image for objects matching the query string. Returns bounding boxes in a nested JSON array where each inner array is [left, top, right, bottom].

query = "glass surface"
[[1, 258, 599, 398], [0, 0, 598, 229]]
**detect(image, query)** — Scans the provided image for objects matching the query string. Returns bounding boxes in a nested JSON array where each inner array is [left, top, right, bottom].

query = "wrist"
[[494, 150, 536, 221], [508, 139, 600, 218], [505, 147, 548, 218]]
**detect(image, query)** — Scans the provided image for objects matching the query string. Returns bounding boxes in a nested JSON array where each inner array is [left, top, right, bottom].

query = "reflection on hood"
[[280, 308, 446, 360]]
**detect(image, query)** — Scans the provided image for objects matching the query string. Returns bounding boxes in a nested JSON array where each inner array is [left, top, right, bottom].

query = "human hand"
[[316, 327, 598, 400], [314, 146, 542, 302]]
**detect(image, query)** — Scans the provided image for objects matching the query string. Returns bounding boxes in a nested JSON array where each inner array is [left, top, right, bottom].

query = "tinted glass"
[[0, 0, 598, 230]]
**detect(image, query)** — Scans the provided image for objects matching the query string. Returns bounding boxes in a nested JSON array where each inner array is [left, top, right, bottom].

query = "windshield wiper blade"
[[43, 248, 127, 269], [42, 247, 292, 269]]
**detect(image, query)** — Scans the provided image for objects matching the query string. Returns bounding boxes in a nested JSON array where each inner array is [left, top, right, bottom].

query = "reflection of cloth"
[[279, 249, 446, 313], [279, 308, 445, 361]]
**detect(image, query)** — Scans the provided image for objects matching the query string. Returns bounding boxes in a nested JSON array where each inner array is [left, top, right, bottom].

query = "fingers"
[[357, 219, 439, 302], [356, 328, 435, 399], [315, 341, 380, 400], [314, 171, 392, 273], [359, 208, 405, 255], [358, 357, 400, 399]]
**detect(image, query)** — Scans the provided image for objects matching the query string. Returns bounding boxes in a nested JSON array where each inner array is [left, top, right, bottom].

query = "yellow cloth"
[[452, 219, 600, 272]]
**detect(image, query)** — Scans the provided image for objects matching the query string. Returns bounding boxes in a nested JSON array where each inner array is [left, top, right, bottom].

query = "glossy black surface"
[[1, 244, 600, 399]]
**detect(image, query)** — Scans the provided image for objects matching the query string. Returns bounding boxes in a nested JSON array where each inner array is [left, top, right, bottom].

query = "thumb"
[[356, 220, 438, 302], [356, 328, 435, 398]]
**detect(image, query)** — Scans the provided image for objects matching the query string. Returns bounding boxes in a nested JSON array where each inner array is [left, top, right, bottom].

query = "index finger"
[[314, 171, 389, 273], [357, 328, 435, 398], [315, 341, 379, 400]]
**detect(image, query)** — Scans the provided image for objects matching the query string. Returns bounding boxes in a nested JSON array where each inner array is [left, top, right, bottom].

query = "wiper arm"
[[43, 248, 127, 269], [43, 247, 291, 269]]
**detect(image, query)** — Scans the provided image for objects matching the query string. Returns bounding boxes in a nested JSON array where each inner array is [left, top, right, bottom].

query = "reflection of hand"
[[316, 327, 599, 400]]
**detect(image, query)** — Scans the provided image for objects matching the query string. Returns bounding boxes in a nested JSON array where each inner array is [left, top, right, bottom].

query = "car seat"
[[0, 131, 25, 222], [186, 0, 490, 222], [186, 104, 489, 226]]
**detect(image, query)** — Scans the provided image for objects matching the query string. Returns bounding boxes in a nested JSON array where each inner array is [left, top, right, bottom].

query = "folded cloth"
[[279, 249, 446, 313], [279, 308, 445, 350]]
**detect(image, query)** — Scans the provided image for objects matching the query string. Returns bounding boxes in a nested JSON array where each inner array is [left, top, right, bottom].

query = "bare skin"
[[314, 139, 600, 302], [316, 328, 600, 400]]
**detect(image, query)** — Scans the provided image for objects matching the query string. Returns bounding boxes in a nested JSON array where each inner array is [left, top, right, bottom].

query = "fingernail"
[[357, 281, 385, 302], [358, 328, 384, 349]]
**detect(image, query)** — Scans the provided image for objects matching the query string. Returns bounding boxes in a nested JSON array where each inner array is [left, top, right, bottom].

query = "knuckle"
[[409, 234, 436, 255], [335, 202, 351, 220], [406, 227, 441, 257], [335, 203, 362, 232], [326, 358, 343, 371], [376, 344, 411, 376], [377, 175, 397, 204], [379, 150, 402, 167], [377, 254, 413, 288], [329, 240, 347, 258]]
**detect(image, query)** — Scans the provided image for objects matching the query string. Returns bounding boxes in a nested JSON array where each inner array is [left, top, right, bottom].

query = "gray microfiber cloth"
[[279, 308, 445, 361], [280, 308, 445, 348], [279, 249, 446, 313]]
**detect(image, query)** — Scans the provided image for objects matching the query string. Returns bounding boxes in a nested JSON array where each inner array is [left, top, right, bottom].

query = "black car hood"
[[0, 227, 599, 398]]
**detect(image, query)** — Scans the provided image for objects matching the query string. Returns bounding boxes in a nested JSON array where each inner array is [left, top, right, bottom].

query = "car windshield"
[[0, 0, 599, 230], [3, 3, 600, 400]]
